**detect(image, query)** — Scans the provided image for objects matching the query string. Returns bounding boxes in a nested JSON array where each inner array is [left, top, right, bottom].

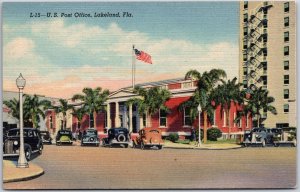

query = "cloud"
[[3, 19, 238, 98]]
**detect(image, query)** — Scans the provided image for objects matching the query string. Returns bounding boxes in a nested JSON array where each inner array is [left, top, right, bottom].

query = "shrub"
[[168, 133, 179, 142], [207, 128, 222, 141]]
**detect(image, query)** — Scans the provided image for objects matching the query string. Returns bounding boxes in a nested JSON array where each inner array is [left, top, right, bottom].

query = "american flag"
[[134, 49, 152, 64]]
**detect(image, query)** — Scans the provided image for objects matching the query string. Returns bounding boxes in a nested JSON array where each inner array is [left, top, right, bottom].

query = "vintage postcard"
[[2, 1, 297, 190]]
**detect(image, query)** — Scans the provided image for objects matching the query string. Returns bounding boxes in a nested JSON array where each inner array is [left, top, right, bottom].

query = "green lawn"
[[165, 139, 238, 145]]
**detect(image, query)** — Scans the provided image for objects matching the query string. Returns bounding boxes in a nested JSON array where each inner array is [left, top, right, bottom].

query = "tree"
[[23, 94, 52, 129], [211, 77, 243, 139], [4, 95, 51, 128], [3, 98, 20, 121], [53, 99, 73, 130], [72, 106, 86, 131], [72, 87, 109, 129], [179, 69, 227, 143], [126, 86, 171, 127], [237, 87, 277, 127]]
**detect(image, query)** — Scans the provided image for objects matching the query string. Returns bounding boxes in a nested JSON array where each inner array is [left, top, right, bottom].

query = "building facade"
[[68, 78, 252, 140], [239, 1, 296, 128]]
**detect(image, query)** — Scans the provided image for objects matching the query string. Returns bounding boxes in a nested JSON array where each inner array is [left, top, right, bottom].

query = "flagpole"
[[132, 45, 135, 89]]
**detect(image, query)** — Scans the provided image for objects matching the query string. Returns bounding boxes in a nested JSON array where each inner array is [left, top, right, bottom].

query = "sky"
[[3, 2, 239, 99]]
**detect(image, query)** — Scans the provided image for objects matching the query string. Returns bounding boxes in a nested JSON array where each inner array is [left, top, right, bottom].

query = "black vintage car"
[[81, 129, 100, 146], [102, 127, 130, 148], [242, 127, 274, 147], [40, 130, 53, 144], [3, 128, 43, 161], [56, 130, 73, 145]]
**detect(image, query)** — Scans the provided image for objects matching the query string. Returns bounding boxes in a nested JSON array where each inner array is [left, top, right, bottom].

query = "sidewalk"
[[164, 141, 242, 150], [3, 160, 44, 183]]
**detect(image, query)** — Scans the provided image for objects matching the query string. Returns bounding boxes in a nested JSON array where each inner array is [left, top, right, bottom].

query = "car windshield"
[[59, 131, 71, 136], [149, 130, 159, 134], [7, 130, 30, 137], [86, 130, 97, 135]]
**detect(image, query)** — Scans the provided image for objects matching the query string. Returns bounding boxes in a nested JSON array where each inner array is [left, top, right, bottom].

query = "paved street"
[[3, 145, 296, 189]]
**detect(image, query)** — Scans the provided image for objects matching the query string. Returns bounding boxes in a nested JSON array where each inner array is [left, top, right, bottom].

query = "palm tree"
[[3, 98, 20, 121], [179, 69, 227, 143], [237, 87, 277, 127], [211, 77, 243, 139], [72, 87, 109, 129], [53, 99, 73, 130], [72, 106, 86, 131], [126, 86, 171, 127], [23, 94, 52, 129]]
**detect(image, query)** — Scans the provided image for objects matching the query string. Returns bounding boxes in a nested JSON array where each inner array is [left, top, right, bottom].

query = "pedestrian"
[[191, 127, 196, 141]]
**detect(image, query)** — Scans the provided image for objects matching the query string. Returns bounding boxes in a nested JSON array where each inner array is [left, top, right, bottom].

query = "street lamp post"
[[197, 104, 202, 147], [16, 73, 29, 168]]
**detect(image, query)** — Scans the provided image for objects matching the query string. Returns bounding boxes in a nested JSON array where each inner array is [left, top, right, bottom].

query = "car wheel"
[[24, 145, 32, 161], [141, 142, 145, 150], [292, 140, 297, 147], [262, 139, 266, 147], [243, 143, 248, 147], [38, 145, 43, 155], [117, 134, 126, 142], [274, 143, 279, 147], [132, 141, 136, 148], [158, 145, 162, 150]]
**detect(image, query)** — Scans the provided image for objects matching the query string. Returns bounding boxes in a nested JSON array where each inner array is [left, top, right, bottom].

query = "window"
[[284, 46, 289, 56], [243, 39, 247, 49], [184, 108, 192, 126], [223, 110, 228, 127], [284, 61, 289, 70], [284, 17, 289, 27], [104, 112, 107, 128], [284, 31, 289, 42], [142, 113, 147, 127], [244, 1, 248, 9], [284, 89, 289, 99], [284, 75, 289, 84], [243, 80, 247, 88], [284, 2, 289, 12], [243, 67, 247, 76], [243, 26, 248, 36], [263, 50, 267, 56], [263, 36, 268, 43], [243, 53, 247, 61], [212, 110, 216, 126], [233, 112, 236, 127], [276, 123, 289, 128], [263, 62, 267, 74], [261, 76, 267, 85], [243, 13, 248, 22], [284, 104, 289, 112], [159, 109, 167, 127], [49, 115, 53, 129], [182, 82, 192, 89], [246, 113, 249, 128]]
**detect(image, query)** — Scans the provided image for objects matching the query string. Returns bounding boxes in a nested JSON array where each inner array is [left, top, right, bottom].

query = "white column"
[[129, 103, 133, 132], [106, 103, 111, 129], [115, 102, 120, 127]]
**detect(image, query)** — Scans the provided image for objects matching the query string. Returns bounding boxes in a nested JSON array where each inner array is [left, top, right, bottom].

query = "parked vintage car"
[[102, 127, 130, 148], [3, 128, 43, 160], [56, 130, 73, 145], [272, 127, 297, 147], [132, 128, 164, 150], [81, 128, 100, 146], [40, 130, 53, 144], [242, 127, 274, 147]]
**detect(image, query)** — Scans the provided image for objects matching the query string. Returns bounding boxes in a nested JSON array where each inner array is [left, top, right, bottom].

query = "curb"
[[3, 160, 45, 183], [3, 170, 44, 183]]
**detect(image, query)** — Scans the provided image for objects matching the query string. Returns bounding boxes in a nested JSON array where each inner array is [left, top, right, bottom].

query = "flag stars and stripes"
[[134, 48, 153, 64]]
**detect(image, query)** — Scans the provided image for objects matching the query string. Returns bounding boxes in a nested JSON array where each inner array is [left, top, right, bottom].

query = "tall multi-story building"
[[239, 1, 296, 128]]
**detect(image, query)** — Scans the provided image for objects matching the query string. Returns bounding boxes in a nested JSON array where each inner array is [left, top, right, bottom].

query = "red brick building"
[[51, 78, 253, 140]]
